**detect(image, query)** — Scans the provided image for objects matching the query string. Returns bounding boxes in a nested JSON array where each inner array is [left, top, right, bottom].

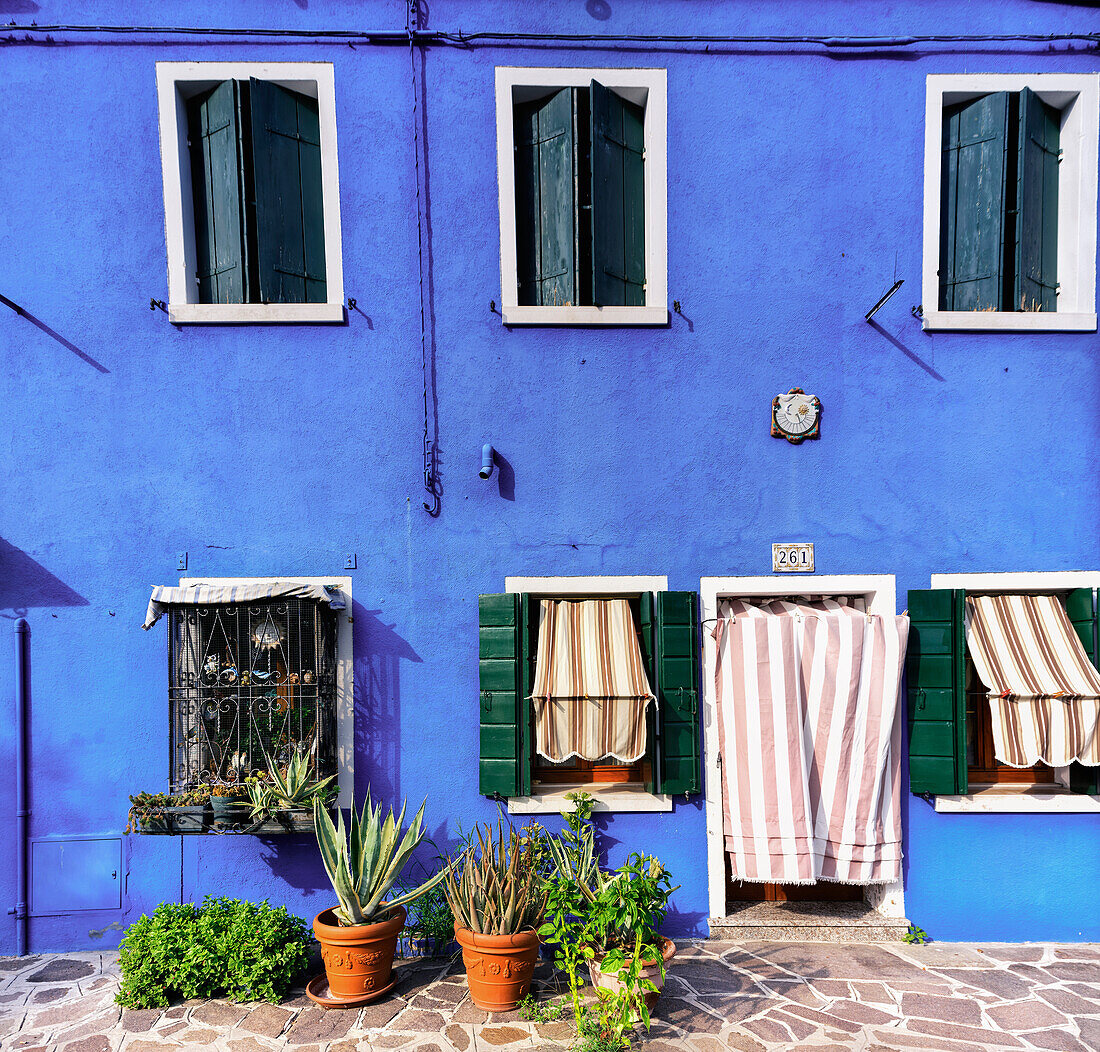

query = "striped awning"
[[530, 598, 654, 764], [143, 582, 338, 630], [965, 594, 1100, 768]]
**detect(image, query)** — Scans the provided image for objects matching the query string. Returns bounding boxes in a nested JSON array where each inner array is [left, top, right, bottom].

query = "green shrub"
[[116, 896, 311, 1008]]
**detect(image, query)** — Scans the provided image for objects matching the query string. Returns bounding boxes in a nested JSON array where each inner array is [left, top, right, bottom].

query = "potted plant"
[[311, 792, 447, 1007], [247, 747, 337, 831], [582, 854, 678, 1017], [444, 821, 547, 1013], [210, 785, 251, 827], [540, 808, 678, 1048]]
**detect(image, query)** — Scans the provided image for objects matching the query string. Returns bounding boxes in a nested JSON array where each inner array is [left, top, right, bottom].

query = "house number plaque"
[[773, 542, 814, 573]]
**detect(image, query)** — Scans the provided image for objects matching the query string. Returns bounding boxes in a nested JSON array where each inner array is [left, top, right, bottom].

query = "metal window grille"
[[167, 599, 338, 792]]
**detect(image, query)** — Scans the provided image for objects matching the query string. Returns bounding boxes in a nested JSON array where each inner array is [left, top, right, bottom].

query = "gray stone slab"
[[899, 992, 982, 1025], [1038, 986, 1100, 1016], [1023, 1031, 1091, 1052], [987, 998, 1068, 1031], [27, 959, 94, 983], [935, 966, 1034, 1000], [896, 944, 996, 969], [1046, 962, 1100, 983], [745, 944, 932, 981]]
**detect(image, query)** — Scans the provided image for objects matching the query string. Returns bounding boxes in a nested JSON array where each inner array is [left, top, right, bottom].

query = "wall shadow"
[[495, 453, 516, 501], [0, 538, 89, 617], [352, 601, 423, 803]]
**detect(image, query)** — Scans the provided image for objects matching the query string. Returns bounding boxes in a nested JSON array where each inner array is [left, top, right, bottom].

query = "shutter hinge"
[[487, 791, 506, 803], [716, 752, 722, 767]]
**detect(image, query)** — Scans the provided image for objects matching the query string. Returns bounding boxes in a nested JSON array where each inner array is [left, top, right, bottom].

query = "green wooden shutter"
[[654, 591, 701, 796], [187, 80, 248, 304], [638, 592, 659, 794], [590, 80, 646, 307], [907, 589, 967, 795], [514, 89, 578, 307], [478, 593, 523, 797], [1065, 587, 1099, 795], [939, 92, 1011, 312], [249, 79, 328, 304], [1014, 87, 1060, 313]]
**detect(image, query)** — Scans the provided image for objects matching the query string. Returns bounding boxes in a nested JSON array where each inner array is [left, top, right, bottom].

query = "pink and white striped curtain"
[[713, 598, 909, 885]]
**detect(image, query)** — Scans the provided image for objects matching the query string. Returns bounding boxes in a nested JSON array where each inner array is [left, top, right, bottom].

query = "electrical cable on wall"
[[407, 0, 440, 518]]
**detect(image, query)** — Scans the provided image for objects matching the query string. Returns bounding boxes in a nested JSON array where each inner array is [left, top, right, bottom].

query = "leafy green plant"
[[313, 791, 447, 926], [517, 993, 567, 1022], [401, 874, 454, 955], [115, 896, 310, 1008], [904, 923, 930, 944], [125, 790, 210, 834], [444, 820, 548, 936]]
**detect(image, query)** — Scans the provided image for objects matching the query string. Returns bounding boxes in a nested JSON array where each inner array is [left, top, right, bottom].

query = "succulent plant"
[[445, 821, 548, 936], [264, 745, 336, 808], [313, 792, 447, 926]]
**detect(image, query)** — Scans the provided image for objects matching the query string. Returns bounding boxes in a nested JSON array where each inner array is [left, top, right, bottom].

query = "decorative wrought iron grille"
[[167, 599, 338, 793]]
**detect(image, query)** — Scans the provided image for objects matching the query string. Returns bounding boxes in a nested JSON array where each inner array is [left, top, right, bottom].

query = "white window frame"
[[700, 575, 905, 925], [921, 73, 1099, 332], [180, 576, 354, 807], [155, 62, 345, 325], [929, 570, 1100, 814], [503, 575, 673, 814], [494, 67, 668, 327]]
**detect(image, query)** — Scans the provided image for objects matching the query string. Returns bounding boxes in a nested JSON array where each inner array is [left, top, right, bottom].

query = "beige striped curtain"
[[530, 599, 654, 763], [965, 594, 1100, 767]]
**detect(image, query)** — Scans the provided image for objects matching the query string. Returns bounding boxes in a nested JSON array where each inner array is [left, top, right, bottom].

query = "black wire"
[[4, 24, 1099, 48]]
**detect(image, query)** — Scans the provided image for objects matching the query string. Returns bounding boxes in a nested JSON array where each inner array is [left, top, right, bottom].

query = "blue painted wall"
[[1, 0, 1098, 952]]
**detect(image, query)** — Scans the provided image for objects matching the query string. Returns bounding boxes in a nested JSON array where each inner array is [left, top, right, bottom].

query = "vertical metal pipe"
[[13, 619, 29, 956]]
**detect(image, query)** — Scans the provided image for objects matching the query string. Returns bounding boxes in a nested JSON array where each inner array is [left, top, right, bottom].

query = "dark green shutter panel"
[[654, 591, 700, 796], [907, 589, 967, 795], [590, 80, 646, 307], [249, 79, 327, 304], [939, 92, 1011, 312], [1065, 587, 1099, 795], [514, 89, 578, 306], [1015, 87, 1060, 313], [638, 592, 658, 794], [479, 594, 523, 797], [187, 81, 248, 304]]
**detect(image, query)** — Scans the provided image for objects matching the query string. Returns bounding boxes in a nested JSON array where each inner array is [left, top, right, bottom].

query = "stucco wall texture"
[[1, 0, 1098, 953]]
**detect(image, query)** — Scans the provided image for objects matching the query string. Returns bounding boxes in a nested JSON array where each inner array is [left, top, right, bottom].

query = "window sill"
[[167, 303, 346, 325], [507, 783, 673, 814], [501, 305, 668, 327], [921, 310, 1097, 332], [934, 787, 1100, 813]]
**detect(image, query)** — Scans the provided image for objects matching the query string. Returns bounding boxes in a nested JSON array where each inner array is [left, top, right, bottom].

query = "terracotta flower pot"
[[313, 904, 406, 1004], [588, 936, 677, 1018], [454, 926, 540, 1012]]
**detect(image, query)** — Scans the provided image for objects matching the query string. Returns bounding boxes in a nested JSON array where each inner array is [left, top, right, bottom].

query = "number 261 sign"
[[773, 543, 814, 573]]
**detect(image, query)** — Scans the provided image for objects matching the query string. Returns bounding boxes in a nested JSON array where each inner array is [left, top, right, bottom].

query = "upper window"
[[156, 63, 345, 324], [495, 68, 667, 326], [922, 75, 1099, 332]]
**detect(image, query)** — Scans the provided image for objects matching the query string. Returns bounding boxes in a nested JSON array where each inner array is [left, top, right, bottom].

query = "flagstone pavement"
[[1, 940, 1098, 1052]]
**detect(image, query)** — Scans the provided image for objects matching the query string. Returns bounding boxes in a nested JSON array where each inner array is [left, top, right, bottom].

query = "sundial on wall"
[[771, 388, 821, 444]]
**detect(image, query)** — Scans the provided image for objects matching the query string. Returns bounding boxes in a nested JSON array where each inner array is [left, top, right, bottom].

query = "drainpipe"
[[10, 619, 29, 956]]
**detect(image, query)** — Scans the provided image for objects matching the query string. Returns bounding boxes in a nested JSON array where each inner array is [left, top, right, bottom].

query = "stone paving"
[[0, 941, 1098, 1051]]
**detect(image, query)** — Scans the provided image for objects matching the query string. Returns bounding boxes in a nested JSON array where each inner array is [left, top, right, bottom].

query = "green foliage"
[[124, 790, 210, 834], [904, 923, 930, 944], [247, 747, 337, 819], [444, 820, 548, 936], [313, 791, 447, 926], [115, 897, 310, 1009], [401, 875, 454, 955], [537, 793, 680, 1050], [517, 993, 567, 1022]]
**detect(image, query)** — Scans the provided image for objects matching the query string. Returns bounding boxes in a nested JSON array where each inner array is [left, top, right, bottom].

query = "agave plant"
[[445, 821, 548, 936], [313, 792, 447, 926], [265, 745, 336, 808]]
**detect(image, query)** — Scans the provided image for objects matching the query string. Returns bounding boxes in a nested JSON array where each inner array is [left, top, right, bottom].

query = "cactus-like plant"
[[313, 792, 447, 926], [265, 746, 336, 808], [445, 821, 548, 936]]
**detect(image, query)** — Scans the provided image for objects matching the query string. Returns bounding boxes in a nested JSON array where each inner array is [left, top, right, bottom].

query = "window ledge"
[[935, 788, 1100, 813], [501, 305, 668, 327], [507, 784, 673, 814], [168, 303, 346, 325], [921, 310, 1097, 332]]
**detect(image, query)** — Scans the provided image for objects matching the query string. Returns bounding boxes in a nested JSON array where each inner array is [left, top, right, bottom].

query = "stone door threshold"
[[710, 900, 911, 942]]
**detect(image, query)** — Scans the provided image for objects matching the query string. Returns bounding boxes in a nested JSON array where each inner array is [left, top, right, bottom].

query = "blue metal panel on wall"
[[30, 838, 122, 916], [2, 0, 1100, 952]]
